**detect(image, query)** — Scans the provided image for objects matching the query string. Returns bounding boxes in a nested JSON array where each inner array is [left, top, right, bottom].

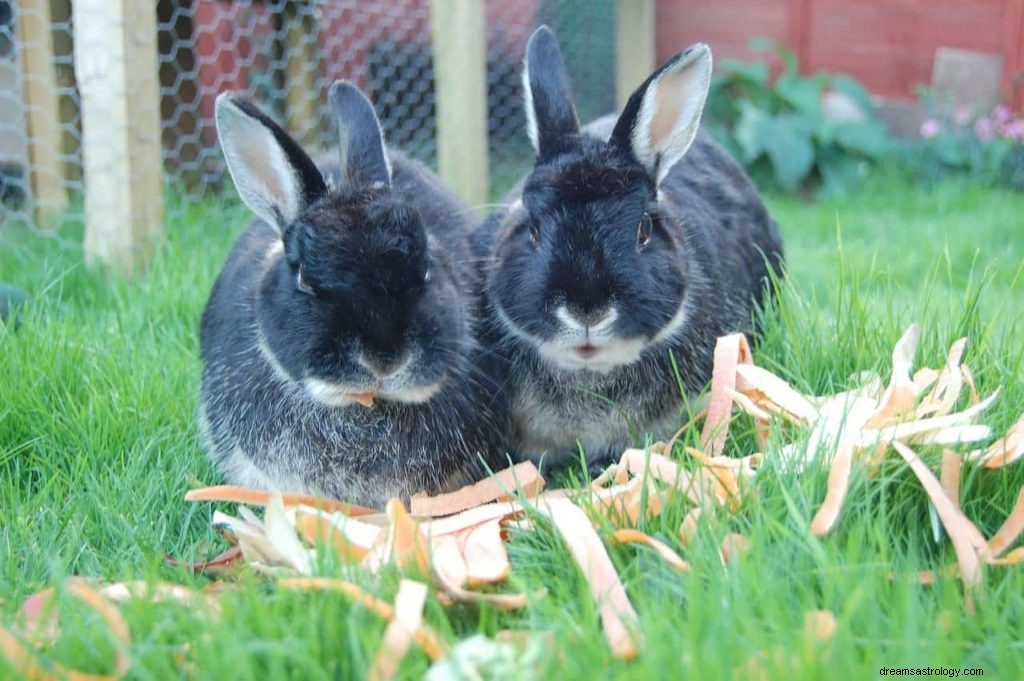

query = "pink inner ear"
[[649, 66, 697, 151], [238, 142, 287, 207]]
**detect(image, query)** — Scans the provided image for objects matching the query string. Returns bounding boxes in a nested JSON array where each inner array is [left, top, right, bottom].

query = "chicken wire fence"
[[0, 0, 616, 228]]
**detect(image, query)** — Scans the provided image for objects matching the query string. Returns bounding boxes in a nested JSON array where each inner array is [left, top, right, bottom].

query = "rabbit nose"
[[560, 305, 615, 331], [359, 352, 409, 378]]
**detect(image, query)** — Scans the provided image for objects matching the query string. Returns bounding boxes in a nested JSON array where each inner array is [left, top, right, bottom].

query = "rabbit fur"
[[199, 82, 506, 508], [473, 27, 784, 468]]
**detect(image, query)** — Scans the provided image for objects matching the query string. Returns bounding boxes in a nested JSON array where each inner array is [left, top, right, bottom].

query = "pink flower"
[[992, 105, 1012, 125], [953, 106, 972, 127], [1005, 120, 1024, 142], [920, 119, 942, 138], [975, 117, 994, 143]]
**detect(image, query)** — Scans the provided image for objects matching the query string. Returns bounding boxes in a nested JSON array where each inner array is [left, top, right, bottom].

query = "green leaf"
[[734, 101, 769, 163], [748, 36, 777, 53], [775, 74, 825, 119], [706, 122, 744, 163], [834, 121, 892, 159], [934, 136, 968, 167], [818, 147, 864, 197], [755, 114, 816, 191], [718, 59, 770, 89], [829, 74, 874, 114]]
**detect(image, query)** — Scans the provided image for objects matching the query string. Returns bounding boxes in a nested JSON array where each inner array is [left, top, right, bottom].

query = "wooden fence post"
[[1004, 0, 1024, 111], [615, 0, 656, 109], [282, 1, 321, 150], [16, 0, 68, 223], [429, 0, 488, 208], [73, 0, 164, 273]]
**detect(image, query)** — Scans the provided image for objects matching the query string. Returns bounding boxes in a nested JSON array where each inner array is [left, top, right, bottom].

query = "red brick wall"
[[656, 0, 1023, 107]]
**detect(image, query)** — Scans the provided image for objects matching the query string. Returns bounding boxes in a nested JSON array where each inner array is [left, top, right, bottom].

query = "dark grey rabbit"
[[199, 81, 505, 508], [474, 27, 784, 469]]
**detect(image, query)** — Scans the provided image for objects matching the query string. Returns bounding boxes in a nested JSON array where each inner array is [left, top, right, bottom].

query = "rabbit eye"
[[296, 265, 315, 296], [528, 221, 541, 248], [637, 213, 653, 249]]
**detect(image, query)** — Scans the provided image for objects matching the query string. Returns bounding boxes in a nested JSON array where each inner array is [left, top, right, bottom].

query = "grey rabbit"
[[473, 27, 784, 469], [199, 81, 505, 508]]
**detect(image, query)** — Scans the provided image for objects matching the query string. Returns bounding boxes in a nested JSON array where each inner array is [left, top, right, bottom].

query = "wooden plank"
[[16, 0, 68, 223], [787, 0, 812, 71], [74, 0, 164, 272], [654, 1, 788, 64], [1004, 0, 1024, 111], [282, 1, 321, 150], [429, 0, 488, 207], [615, 0, 656, 107], [49, 0, 81, 186]]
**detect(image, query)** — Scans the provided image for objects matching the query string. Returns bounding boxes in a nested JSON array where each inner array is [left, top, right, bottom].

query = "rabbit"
[[473, 27, 784, 470], [198, 81, 507, 509]]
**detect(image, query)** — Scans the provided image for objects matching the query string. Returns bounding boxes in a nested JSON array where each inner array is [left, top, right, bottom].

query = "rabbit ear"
[[522, 26, 580, 160], [610, 43, 712, 185], [215, 93, 326, 232], [328, 81, 392, 188]]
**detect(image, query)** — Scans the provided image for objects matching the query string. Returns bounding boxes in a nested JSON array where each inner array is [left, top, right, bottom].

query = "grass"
[[2, 177, 1023, 679]]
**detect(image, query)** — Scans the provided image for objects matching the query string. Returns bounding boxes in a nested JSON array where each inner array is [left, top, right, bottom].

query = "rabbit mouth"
[[302, 376, 442, 407], [376, 382, 443, 404], [538, 338, 646, 373]]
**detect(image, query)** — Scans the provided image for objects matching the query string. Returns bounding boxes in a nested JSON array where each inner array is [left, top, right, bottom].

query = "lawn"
[[1, 177, 1023, 679]]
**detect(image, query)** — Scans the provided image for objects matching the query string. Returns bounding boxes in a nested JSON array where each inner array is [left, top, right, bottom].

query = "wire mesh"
[[0, 0, 616, 229]]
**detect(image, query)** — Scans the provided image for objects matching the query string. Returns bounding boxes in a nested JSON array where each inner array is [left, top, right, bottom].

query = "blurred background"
[[0, 0, 1022, 270]]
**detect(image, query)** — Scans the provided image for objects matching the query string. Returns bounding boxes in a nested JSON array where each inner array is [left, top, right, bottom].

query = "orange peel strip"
[[734, 364, 818, 423], [350, 392, 376, 408], [803, 609, 838, 643], [961, 364, 981, 406], [810, 445, 854, 536], [910, 367, 940, 397], [420, 501, 524, 538], [619, 475, 665, 526], [886, 563, 959, 585], [537, 497, 640, 659], [293, 507, 371, 562], [184, 485, 374, 516], [583, 476, 644, 527], [988, 487, 1024, 558], [366, 579, 428, 681], [436, 585, 538, 610], [94, 582, 216, 614], [720, 533, 751, 563], [410, 462, 544, 517], [867, 324, 920, 426], [429, 532, 533, 610], [620, 449, 713, 509], [700, 333, 752, 456], [430, 534, 468, 589], [278, 578, 447, 660], [165, 545, 244, 575], [386, 499, 430, 574], [928, 338, 968, 417], [685, 447, 742, 507], [678, 508, 702, 546], [1, 583, 131, 681], [726, 387, 773, 421], [940, 449, 962, 509], [988, 546, 1024, 566], [461, 520, 511, 585], [979, 413, 1024, 468], [590, 464, 620, 490], [892, 442, 984, 587], [610, 529, 690, 573]]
